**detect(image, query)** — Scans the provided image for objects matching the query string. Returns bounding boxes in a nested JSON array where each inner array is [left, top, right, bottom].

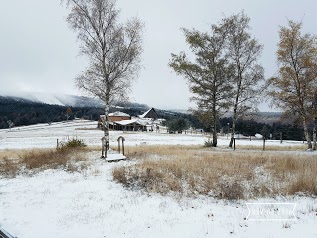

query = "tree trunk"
[[229, 79, 240, 148], [212, 104, 218, 147], [302, 115, 312, 149], [229, 122, 235, 148], [212, 119, 217, 147], [229, 108, 237, 147], [313, 117, 317, 150], [103, 102, 110, 158]]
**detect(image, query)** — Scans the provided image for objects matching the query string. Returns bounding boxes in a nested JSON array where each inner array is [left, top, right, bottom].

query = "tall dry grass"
[[113, 145, 317, 200], [20, 149, 87, 172], [0, 157, 19, 178], [0, 149, 25, 177], [236, 144, 307, 151], [0, 146, 89, 178]]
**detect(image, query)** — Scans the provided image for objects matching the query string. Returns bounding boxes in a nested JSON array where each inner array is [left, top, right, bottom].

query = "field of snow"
[[1, 120, 316, 237], [0, 120, 310, 150]]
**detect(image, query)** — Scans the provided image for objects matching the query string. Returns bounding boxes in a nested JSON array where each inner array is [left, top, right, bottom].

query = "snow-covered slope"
[[30, 93, 64, 106], [0, 92, 104, 107], [1, 92, 63, 106]]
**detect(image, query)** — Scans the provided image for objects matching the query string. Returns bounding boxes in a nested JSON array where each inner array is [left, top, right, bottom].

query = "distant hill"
[[0, 93, 203, 130], [1, 92, 104, 107], [0, 92, 152, 109], [0, 93, 152, 129], [0, 93, 305, 141], [0, 95, 101, 128]]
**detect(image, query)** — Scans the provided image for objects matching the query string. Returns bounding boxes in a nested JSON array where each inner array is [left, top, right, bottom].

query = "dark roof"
[[139, 108, 158, 119]]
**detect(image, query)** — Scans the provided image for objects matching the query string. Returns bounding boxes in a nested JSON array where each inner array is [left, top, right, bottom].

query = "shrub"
[[112, 166, 128, 185], [59, 138, 87, 151], [204, 138, 214, 147], [164, 118, 189, 133]]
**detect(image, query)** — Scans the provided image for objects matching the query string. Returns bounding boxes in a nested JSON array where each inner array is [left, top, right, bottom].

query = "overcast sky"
[[1, 0, 316, 110]]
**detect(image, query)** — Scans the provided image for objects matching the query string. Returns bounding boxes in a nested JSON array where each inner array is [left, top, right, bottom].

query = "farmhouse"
[[110, 119, 147, 131], [98, 111, 130, 128], [108, 111, 131, 122]]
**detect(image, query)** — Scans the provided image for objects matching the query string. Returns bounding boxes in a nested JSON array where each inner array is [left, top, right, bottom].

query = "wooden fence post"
[[122, 140, 125, 156], [117, 136, 125, 155]]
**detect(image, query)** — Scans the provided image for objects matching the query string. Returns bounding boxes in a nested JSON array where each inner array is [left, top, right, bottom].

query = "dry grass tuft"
[[0, 157, 19, 178], [112, 166, 127, 185], [20, 148, 89, 175], [266, 156, 317, 195], [21, 150, 70, 170], [112, 145, 317, 200], [0, 149, 31, 160], [0, 147, 89, 178]]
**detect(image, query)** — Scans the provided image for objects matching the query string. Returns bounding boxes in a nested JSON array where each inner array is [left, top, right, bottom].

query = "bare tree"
[[268, 20, 317, 149], [7, 120, 14, 130], [169, 27, 234, 147], [223, 12, 265, 147], [64, 0, 143, 158], [66, 107, 72, 121]]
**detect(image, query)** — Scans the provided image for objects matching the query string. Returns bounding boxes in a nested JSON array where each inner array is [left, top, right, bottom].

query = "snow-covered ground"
[[0, 120, 310, 150], [1, 120, 316, 237]]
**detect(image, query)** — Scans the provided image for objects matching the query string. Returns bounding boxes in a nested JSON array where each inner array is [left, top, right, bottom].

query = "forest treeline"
[[0, 96, 305, 141], [0, 96, 101, 128]]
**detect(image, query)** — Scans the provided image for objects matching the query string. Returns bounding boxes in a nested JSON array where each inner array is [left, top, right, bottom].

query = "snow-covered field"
[[1, 120, 316, 238], [0, 120, 310, 149]]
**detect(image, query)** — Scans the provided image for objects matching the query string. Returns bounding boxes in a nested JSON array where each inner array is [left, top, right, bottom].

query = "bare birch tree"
[[169, 27, 233, 147], [268, 20, 317, 149], [64, 0, 143, 158], [223, 12, 265, 147]]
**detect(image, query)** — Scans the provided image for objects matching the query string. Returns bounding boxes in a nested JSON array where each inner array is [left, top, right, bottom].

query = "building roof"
[[114, 119, 146, 126], [108, 111, 130, 117], [139, 108, 157, 118]]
